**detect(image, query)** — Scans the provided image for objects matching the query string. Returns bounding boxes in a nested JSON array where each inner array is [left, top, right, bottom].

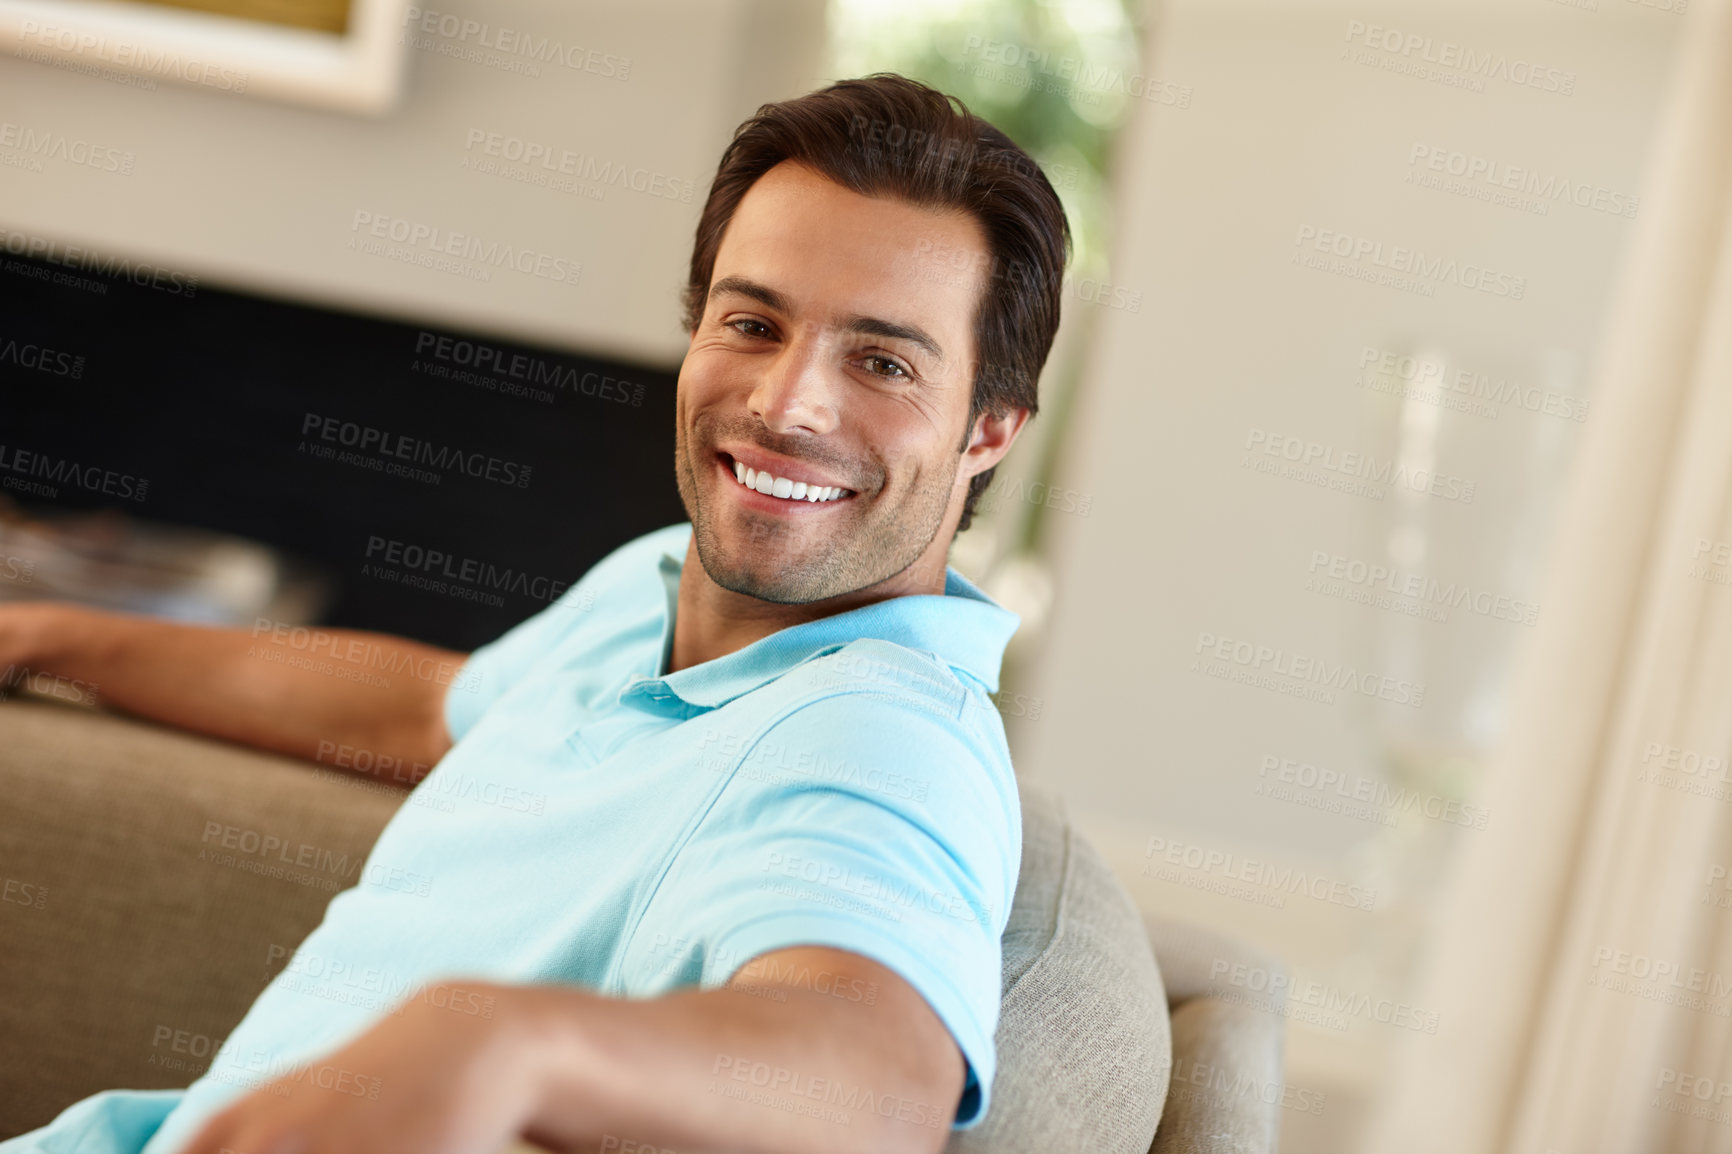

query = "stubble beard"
[[674, 420, 958, 605]]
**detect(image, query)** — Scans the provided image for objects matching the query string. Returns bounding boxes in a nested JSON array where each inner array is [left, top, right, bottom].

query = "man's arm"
[[521, 945, 966, 1154], [0, 601, 461, 774], [175, 946, 966, 1154]]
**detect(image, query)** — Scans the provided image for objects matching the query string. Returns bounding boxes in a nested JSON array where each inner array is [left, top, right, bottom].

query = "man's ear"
[[960, 406, 1032, 485]]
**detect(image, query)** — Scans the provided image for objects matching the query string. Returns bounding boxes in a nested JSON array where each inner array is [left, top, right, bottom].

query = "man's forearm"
[[508, 979, 959, 1154], [1, 602, 463, 774]]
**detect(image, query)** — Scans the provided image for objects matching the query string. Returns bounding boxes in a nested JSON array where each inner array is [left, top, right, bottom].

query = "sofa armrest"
[[1150, 998, 1285, 1154], [1142, 915, 1287, 1154], [0, 695, 403, 1139]]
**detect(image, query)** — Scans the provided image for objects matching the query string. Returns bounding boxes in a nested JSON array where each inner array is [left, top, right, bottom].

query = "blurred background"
[[7, 0, 1732, 1150]]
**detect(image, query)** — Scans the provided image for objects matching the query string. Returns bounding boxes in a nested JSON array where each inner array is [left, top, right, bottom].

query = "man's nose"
[[747, 333, 840, 436]]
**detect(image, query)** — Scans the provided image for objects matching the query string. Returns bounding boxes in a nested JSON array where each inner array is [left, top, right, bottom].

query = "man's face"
[[674, 160, 996, 604]]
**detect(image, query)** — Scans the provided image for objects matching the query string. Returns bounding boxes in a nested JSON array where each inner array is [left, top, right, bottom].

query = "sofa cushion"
[[946, 784, 1171, 1153], [0, 697, 405, 1138]]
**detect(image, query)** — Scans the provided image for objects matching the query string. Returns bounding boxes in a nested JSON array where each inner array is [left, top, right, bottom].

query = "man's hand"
[[175, 980, 549, 1154]]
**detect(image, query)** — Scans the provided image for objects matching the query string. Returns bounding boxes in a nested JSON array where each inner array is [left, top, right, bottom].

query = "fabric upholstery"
[[0, 696, 1280, 1152], [1152, 998, 1286, 1154], [1145, 916, 1289, 1154], [946, 784, 1170, 1153], [0, 697, 402, 1135]]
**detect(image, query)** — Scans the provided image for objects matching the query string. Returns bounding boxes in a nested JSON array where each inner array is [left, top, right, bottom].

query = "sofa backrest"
[[0, 698, 1171, 1150]]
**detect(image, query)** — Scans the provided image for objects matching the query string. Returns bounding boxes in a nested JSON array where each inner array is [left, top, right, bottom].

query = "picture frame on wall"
[[0, 0, 413, 113]]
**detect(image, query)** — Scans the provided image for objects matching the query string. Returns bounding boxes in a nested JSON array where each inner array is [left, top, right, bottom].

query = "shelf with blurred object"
[[0, 495, 331, 628]]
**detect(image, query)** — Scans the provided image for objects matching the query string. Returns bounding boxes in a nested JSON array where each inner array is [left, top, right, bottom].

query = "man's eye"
[[861, 354, 910, 380], [727, 318, 773, 339]]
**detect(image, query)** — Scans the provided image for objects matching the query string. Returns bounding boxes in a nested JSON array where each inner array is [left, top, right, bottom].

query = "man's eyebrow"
[[709, 274, 947, 366], [842, 315, 945, 366], [709, 275, 791, 315]]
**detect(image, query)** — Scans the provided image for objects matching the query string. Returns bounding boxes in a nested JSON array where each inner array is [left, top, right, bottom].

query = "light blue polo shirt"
[[5, 522, 1023, 1154]]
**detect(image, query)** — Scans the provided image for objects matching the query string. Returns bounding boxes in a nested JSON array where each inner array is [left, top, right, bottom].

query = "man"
[[0, 72, 1070, 1154]]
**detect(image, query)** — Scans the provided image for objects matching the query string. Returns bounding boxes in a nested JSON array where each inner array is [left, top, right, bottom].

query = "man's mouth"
[[718, 452, 855, 504]]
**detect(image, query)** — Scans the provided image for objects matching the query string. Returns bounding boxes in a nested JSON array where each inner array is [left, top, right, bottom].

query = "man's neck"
[[666, 537, 950, 673]]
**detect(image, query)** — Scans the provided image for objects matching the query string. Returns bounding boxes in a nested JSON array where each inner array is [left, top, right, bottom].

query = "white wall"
[[1024, 0, 1679, 868], [1011, 1, 1681, 1140], [0, 0, 826, 367]]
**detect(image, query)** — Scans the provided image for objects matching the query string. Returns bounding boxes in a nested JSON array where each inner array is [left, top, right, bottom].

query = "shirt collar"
[[620, 542, 1021, 714]]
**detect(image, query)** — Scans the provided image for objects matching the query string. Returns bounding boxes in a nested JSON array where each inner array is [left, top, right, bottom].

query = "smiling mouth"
[[720, 453, 855, 504]]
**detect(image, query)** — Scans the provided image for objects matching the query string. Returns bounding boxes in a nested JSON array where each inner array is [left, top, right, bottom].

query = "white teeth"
[[729, 459, 848, 503]]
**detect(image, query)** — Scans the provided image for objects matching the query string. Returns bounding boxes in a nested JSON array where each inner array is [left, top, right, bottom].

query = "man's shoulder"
[[763, 639, 1016, 803], [730, 640, 1023, 916], [792, 637, 988, 727]]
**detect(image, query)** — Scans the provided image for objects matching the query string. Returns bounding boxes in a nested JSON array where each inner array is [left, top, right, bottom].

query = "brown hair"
[[681, 73, 1072, 532]]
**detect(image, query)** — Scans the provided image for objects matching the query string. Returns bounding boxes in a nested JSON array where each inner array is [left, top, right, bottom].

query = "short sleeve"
[[442, 580, 596, 743], [636, 686, 1020, 1131]]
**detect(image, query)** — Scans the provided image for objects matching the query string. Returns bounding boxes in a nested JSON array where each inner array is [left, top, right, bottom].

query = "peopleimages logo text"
[[0, 444, 147, 501], [1407, 145, 1638, 218], [0, 121, 134, 174], [17, 20, 249, 91], [349, 211, 580, 285], [1343, 21, 1575, 94], [0, 228, 199, 296], [1194, 631, 1425, 707], [403, 8, 631, 78], [1307, 550, 1537, 626], [462, 131, 693, 202], [364, 536, 574, 604], [300, 413, 531, 488], [1258, 754, 1489, 829], [414, 333, 643, 405], [1245, 427, 1477, 502], [1294, 225, 1525, 299], [0, 338, 82, 379], [1144, 837, 1378, 911]]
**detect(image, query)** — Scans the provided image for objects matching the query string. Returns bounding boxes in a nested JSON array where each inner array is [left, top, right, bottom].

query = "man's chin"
[[705, 562, 831, 605], [691, 498, 887, 604]]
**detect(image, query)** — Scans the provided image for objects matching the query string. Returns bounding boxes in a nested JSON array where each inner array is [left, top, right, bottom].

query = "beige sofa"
[[0, 695, 1287, 1153]]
